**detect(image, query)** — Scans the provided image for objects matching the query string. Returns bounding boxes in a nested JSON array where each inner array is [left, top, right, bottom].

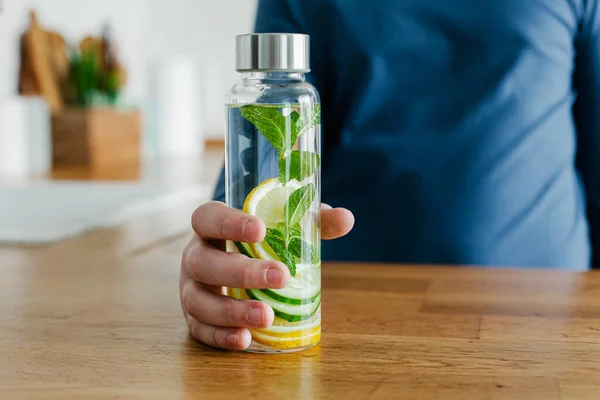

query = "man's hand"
[[180, 201, 354, 350]]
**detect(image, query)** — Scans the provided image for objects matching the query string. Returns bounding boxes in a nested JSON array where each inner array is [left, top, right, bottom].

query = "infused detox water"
[[226, 33, 321, 353], [225, 102, 321, 353]]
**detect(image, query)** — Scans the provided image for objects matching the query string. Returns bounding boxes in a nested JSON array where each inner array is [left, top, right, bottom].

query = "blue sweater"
[[216, 0, 600, 270]]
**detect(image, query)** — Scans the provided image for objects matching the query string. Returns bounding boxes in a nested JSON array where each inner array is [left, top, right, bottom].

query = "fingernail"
[[247, 307, 264, 326], [265, 267, 284, 286], [239, 330, 252, 349], [242, 219, 258, 242]]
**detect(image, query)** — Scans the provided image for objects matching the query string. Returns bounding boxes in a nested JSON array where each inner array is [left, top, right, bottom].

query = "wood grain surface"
[[2, 201, 600, 398]]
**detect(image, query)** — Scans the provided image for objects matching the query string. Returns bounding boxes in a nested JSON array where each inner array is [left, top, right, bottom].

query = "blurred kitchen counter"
[[0, 141, 225, 185], [50, 141, 225, 184], [0, 142, 225, 245]]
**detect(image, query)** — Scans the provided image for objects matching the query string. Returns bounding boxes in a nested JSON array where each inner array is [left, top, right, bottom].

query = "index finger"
[[191, 201, 266, 242]]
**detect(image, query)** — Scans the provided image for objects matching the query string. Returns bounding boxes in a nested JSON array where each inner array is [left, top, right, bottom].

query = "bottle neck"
[[241, 71, 305, 83]]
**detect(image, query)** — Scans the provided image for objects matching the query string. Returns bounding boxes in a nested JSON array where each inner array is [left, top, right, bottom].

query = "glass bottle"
[[225, 33, 321, 353]]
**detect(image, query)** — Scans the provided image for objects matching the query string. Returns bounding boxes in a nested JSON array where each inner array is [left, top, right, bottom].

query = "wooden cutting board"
[[23, 11, 63, 113]]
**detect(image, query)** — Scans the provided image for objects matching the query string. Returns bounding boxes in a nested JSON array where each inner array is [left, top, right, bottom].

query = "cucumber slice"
[[260, 289, 320, 305], [260, 316, 320, 334], [246, 289, 321, 323], [273, 297, 320, 323], [233, 241, 255, 258], [259, 273, 320, 305], [247, 289, 319, 315]]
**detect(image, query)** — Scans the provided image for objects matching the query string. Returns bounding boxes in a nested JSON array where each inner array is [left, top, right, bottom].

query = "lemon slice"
[[251, 326, 321, 349], [243, 178, 302, 260]]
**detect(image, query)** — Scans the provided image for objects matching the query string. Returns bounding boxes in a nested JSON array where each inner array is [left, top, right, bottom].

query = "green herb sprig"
[[240, 104, 321, 276]]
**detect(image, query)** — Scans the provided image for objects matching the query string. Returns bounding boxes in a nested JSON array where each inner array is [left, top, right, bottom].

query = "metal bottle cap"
[[236, 33, 310, 72]]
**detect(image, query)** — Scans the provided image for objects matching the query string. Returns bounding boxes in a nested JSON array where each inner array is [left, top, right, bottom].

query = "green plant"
[[68, 47, 120, 107]]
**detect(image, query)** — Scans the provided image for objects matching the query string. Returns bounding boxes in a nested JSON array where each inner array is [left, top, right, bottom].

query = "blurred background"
[[0, 0, 257, 245]]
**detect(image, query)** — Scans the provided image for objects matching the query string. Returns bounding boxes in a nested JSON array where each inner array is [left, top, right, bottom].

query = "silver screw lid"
[[236, 33, 310, 72]]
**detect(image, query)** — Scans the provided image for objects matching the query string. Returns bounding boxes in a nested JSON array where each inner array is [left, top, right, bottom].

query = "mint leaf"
[[284, 184, 316, 227], [287, 223, 319, 263], [276, 221, 303, 247], [278, 150, 320, 184], [288, 238, 320, 264], [265, 229, 296, 276], [293, 104, 321, 143], [290, 110, 300, 132], [288, 237, 302, 257], [266, 228, 285, 241], [276, 221, 290, 246], [288, 222, 303, 239], [240, 105, 287, 152], [240, 104, 320, 155], [275, 222, 319, 264], [276, 222, 288, 234], [289, 110, 301, 146]]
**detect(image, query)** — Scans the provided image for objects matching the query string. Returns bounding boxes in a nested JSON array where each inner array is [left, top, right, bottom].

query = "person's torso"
[[302, 0, 591, 268]]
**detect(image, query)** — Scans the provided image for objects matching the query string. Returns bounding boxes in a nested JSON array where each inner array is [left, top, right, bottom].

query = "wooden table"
[[2, 203, 600, 399]]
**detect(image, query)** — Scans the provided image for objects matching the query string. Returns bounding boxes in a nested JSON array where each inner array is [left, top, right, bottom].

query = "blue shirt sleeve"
[[212, 0, 309, 202], [574, 0, 600, 266]]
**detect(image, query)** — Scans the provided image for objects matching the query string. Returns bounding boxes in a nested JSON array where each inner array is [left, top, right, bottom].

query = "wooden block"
[[51, 107, 141, 171]]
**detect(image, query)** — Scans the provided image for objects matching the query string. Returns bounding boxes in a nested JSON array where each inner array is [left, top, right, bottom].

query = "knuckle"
[[195, 323, 219, 348], [181, 241, 194, 269], [181, 243, 190, 267], [183, 243, 202, 279], [220, 214, 234, 238], [212, 328, 221, 347], [238, 264, 255, 288], [181, 285, 199, 317], [229, 252, 247, 263], [191, 204, 204, 228], [222, 301, 238, 326], [195, 201, 214, 215], [192, 201, 223, 231], [187, 316, 202, 341], [186, 315, 226, 349]]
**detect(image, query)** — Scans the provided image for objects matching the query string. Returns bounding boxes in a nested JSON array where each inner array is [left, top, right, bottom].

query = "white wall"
[[0, 0, 258, 139], [148, 0, 258, 138]]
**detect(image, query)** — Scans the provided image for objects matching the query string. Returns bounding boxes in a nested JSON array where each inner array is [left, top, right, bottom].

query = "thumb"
[[321, 204, 354, 240]]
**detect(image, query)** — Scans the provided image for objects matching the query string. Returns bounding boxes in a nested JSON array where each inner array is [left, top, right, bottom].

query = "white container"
[[0, 96, 51, 177], [147, 56, 204, 158]]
